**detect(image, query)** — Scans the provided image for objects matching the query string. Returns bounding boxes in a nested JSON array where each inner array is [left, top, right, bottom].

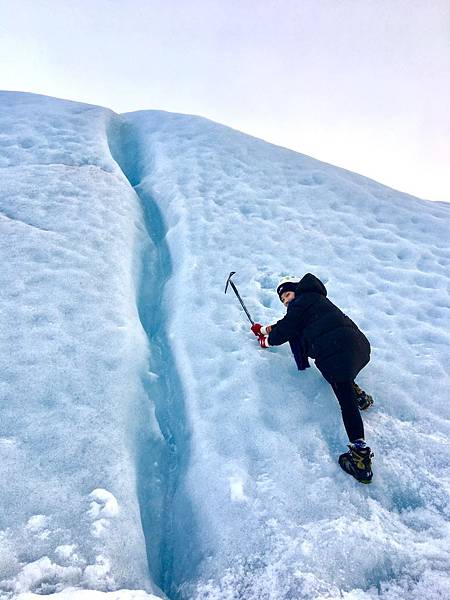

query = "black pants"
[[331, 381, 364, 442]]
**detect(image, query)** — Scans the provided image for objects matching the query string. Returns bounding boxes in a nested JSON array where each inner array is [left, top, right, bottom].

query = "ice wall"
[[1, 91, 450, 600]]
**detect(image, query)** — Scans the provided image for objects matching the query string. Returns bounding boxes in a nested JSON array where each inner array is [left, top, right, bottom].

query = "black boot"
[[353, 382, 374, 411], [339, 440, 373, 484]]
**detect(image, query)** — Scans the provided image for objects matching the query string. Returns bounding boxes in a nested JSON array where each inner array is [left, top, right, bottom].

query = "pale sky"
[[1, 0, 449, 201]]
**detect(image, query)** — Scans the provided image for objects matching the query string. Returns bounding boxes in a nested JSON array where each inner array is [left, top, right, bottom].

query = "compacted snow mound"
[[1, 91, 450, 599]]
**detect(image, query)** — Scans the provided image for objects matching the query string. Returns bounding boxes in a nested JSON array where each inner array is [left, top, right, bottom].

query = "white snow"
[[88, 489, 120, 519], [16, 591, 159, 600], [1, 91, 450, 599], [0, 92, 161, 598]]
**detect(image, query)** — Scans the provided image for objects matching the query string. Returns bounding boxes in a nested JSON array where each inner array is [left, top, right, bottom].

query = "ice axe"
[[224, 271, 254, 325]]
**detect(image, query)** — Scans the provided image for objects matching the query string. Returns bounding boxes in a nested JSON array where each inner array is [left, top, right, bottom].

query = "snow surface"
[[1, 91, 450, 599]]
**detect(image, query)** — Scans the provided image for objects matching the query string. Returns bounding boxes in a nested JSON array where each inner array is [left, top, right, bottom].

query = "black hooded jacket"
[[268, 273, 370, 383]]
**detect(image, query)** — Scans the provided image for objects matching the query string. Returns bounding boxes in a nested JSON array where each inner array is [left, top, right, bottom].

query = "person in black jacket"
[[251, 273, 374, 484]]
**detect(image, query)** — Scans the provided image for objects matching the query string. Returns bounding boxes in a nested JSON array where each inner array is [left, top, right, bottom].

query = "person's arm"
[[251, 307, 305, 347], [267, 315, 295, 346], [251, 296, 316, 347], [268, 301, 311, 346]]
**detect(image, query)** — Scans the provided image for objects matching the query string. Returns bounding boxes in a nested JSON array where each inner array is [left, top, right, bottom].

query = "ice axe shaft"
[[224, 272, 254, 325]]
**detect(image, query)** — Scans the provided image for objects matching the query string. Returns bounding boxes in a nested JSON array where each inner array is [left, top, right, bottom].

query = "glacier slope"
[[123, 109, 450, 599], [0, 91, 449, 599]]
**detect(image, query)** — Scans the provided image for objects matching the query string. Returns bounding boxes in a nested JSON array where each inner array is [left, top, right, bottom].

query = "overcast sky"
[[1, 0, 449, 201]]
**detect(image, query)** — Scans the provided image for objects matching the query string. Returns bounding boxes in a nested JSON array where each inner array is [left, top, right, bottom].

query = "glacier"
[[0, 91, 449, 600]]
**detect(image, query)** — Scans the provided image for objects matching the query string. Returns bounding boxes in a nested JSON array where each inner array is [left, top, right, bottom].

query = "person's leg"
[[331, 380, 364, 442], [331, 380, 373, 483]]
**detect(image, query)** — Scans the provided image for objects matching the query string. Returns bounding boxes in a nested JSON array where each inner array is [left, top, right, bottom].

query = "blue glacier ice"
[[0, 92, 449, 600]]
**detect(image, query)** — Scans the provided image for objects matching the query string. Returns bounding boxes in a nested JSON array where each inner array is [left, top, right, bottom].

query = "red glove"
[[258, 334, 270, 348], [251, 323, 263, 336]]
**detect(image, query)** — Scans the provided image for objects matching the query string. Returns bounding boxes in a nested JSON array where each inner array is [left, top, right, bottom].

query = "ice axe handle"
[[224, 272, 254, 325]]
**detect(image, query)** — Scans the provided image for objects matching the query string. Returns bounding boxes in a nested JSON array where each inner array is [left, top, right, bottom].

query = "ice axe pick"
[[224, 271, 254, 325]]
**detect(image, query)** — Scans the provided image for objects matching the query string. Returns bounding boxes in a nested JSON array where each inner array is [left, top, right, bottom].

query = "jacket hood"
[[295, 273, 327, 297]]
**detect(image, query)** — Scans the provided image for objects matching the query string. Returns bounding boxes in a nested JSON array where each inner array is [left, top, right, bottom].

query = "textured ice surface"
[[16, 591, 160, 600], [1, 92, 450, 599], [0, 93, 161, 598], [125, 110, 450, 599]]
